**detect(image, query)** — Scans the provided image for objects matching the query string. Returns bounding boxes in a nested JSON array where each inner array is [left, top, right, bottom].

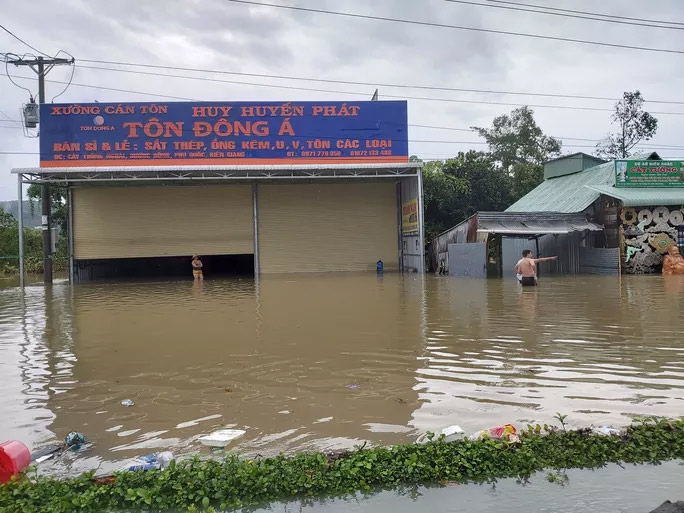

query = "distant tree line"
[[421, 91, 658, 242], [0, 187, 68, 275]]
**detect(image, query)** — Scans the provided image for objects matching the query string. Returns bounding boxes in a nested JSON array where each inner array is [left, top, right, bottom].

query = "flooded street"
[[1, 273, 684, 477]]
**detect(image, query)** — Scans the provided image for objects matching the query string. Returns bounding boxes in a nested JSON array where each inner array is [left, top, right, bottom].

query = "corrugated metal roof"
[[587, 184, 684, 207], [476, 211, 603, 235], [543, 152, 606, 165], [506, 161, 615, 213]]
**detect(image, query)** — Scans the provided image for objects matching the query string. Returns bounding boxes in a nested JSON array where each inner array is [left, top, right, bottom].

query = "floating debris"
[[593, 426, 621, 436], [468, 424, 519, 442], [65, 432, 88, 448], [198, 429, 246, 448], [440, 425, 465, 442]]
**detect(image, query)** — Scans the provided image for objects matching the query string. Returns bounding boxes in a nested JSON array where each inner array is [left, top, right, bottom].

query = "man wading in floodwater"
[[191, 254, 203, 281], [515, 249, 557, 286]]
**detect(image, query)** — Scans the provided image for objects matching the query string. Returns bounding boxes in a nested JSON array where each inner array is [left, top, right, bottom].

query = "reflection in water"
[[243, 461, 684, 513], [0, 274, 683, 476]]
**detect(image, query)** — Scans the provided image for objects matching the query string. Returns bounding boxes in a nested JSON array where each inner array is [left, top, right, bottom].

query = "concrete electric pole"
[[7, 55, 74, 284]]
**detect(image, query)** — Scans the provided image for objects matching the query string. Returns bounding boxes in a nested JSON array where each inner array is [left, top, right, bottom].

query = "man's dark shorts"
[[521, 276, 537, 286]]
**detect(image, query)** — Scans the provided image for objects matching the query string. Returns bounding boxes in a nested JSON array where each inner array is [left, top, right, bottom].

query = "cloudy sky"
[[1, 0, 683, 200]]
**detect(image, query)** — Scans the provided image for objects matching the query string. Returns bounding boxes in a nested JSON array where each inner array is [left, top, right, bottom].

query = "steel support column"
[[252, 183, 260, 276], [67, 187, 74, 283], [417, 168, 426, 273], [17, 174, 24, 288]]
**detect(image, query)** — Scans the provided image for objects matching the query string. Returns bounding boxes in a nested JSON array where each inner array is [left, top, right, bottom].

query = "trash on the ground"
[[65, 431, 88, 448], [128, 451, 174, 471], [121, 399, 135, 407], [0, 440, 31, 483], [440, 425, 465, 442], [593, 426, 621, 436], [468, 424, 518, 442], [199, 428, 246, 448], [141, 451, 173, 467], [93, 476, 117, 486], [346, 384, 360, 389], [128, 462, 159, 472]]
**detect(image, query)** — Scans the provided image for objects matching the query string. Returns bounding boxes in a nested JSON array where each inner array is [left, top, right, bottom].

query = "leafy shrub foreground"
[[2, 419, 683, 513]]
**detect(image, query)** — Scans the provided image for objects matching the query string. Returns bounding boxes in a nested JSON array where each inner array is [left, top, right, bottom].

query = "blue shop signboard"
[[39, 101, 408, 167]]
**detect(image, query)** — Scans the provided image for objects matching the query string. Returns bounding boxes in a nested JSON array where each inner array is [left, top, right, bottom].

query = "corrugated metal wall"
[[72, 185, 253, 259], [537, 233, 582, 276], [502, 233, 584, 278], [258, 182, 398, 273], [448, 243, 487, 277], [579, 247, 619, 274], [501, 237, 530, 278], [428, 216, 478, 273]]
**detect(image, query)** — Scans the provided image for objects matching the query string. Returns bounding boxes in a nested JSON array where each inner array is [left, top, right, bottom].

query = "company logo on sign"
[[39, 101, 409, 168]]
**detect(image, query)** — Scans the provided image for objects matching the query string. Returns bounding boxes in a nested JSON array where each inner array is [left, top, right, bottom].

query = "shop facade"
[[14, 100, 424, 282]]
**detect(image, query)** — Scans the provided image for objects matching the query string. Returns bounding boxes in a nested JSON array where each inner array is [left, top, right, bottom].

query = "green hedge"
[[2, 419, 683, 513]]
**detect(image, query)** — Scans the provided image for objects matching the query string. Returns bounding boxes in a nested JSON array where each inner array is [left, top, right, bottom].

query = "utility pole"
[[8, 55, 74, 284]]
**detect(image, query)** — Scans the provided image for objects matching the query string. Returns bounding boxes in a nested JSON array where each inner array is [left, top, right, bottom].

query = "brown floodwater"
[[1, 273, 683, 476]]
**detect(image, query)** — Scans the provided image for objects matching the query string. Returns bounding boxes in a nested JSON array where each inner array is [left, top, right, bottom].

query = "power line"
[[442, 0, 684, 30], [5, 71, 614, 112], [0, 24, 50, 57], [76, 61, 684, 106], [224, 0, 684, 55], [9, 74, 197, 101], [5, 77, 684, 149], [412, 124, 684, 147], [14, 71, 684, 116], [1, 119, 682, 151], [0, 109, 17, 121], [485, 0, 684, 27]]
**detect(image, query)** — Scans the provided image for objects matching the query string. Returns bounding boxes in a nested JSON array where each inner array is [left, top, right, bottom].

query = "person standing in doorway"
[[191, 254, 203, 281], [515, 249, 557, 286]]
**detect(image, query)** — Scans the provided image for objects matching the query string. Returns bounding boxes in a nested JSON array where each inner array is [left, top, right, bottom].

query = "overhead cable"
[[224, 0, 684, 55], [442, 0, 684, 30]]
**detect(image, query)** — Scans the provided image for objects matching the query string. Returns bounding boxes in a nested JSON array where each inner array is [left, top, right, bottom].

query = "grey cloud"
[[1, 0, 683, 199]]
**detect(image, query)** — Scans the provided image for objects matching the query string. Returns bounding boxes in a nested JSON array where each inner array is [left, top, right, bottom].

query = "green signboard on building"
[[615, 160, 684, 187]]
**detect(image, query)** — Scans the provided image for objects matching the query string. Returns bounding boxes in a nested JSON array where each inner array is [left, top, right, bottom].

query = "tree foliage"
[[420, 107, 562, 242], [0, 206, 67, 275], [26, 184, 68, 229], [511, 161, 544, 200], [472, 106, 561, 172], [596, 90, 658, 159], [422, 152, 513, 241]]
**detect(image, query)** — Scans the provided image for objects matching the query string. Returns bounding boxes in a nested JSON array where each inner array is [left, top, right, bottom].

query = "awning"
[[12, 162, 422, 184], [475, 212, 604, 236], [587, 184, 684, 207]]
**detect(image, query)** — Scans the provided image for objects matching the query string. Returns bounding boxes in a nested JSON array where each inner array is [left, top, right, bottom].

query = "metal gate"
[[447, 243, 487, 278]]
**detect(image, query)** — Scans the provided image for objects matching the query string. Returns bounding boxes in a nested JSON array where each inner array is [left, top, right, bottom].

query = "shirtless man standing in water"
[[191, 254, 203, 281], [515, 249, 557, 286]]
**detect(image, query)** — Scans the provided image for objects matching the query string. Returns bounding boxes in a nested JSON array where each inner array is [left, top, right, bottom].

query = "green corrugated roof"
[[587, 184, 684, 207], [506, 161, 614, 213]]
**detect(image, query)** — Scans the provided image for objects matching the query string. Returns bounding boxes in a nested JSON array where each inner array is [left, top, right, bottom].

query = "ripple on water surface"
[[0, 274, 683, 475]]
